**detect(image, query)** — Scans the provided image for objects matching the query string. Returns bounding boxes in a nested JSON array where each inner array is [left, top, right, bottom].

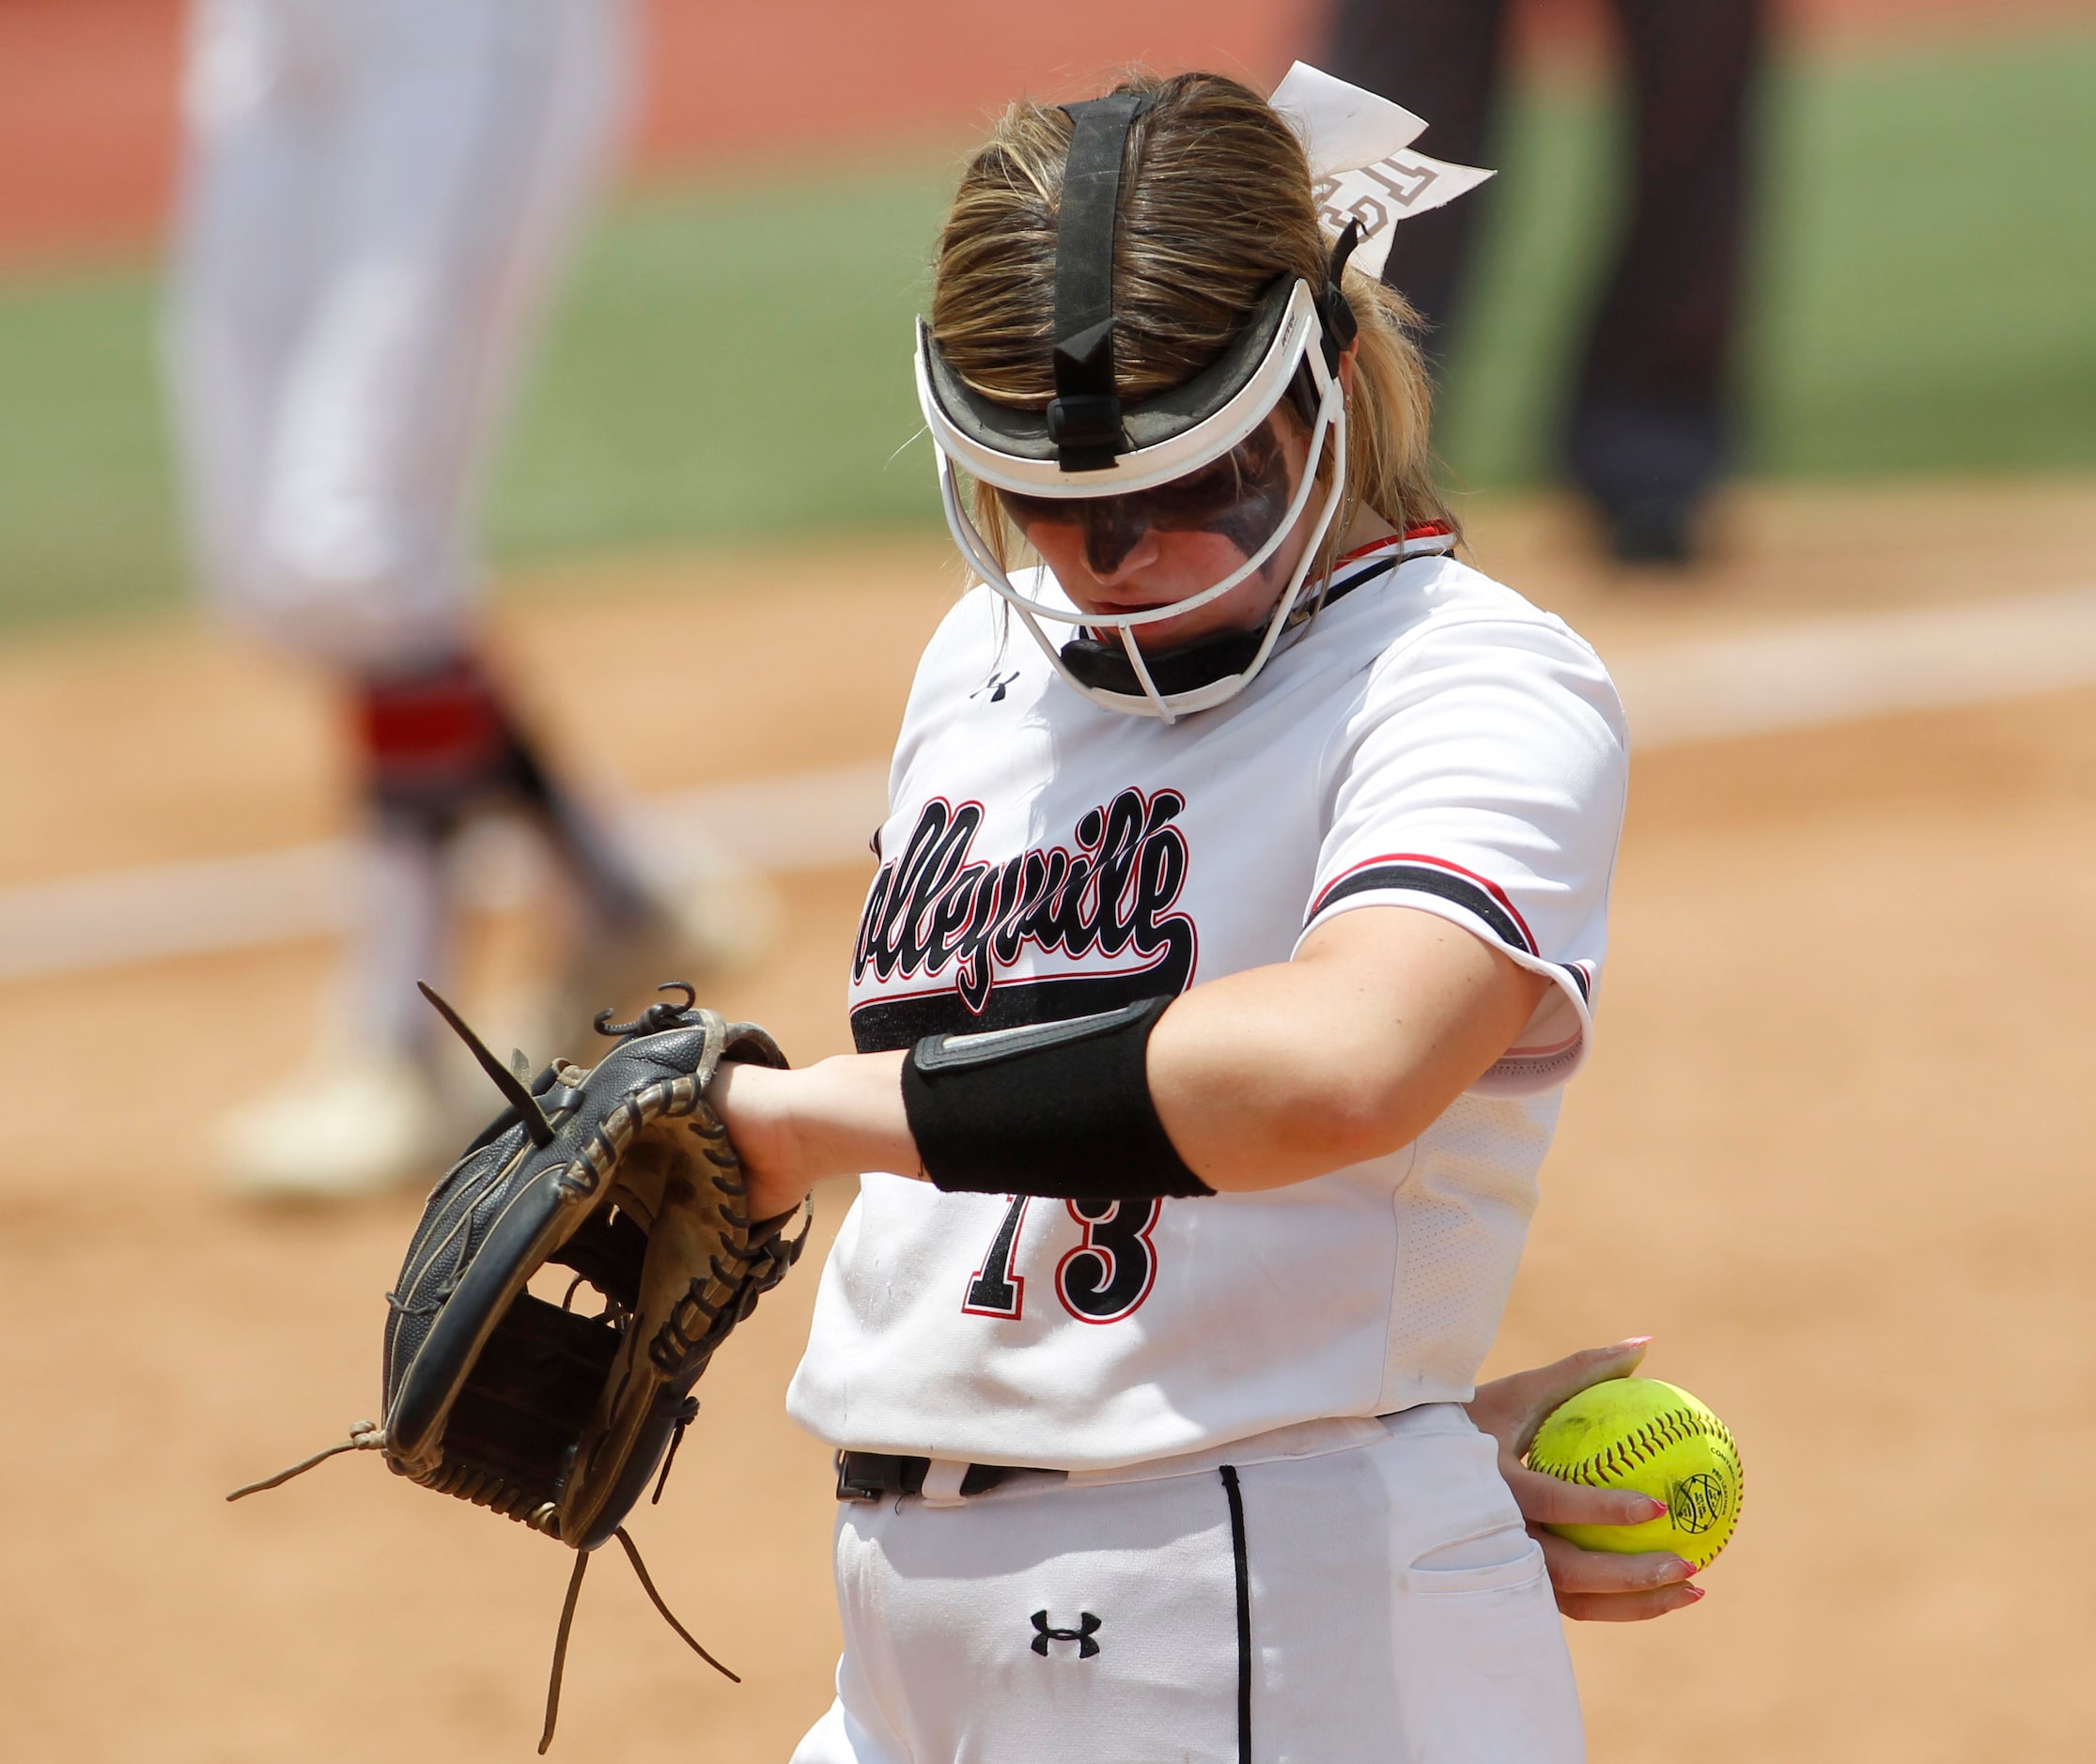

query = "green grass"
[[0, 273, 184, 625], [1751, 37, 2096, 475], [1436, 32, 2096, 485], [1, 32, 2091, 628], [489, 161, 954, 555]]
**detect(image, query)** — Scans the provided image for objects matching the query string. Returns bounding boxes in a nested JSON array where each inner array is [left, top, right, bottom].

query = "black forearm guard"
[[900, 997, 1214, 1199]]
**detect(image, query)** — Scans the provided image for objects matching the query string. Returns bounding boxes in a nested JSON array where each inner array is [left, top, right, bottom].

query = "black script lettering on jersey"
[[850, 788, 1195, 1051]]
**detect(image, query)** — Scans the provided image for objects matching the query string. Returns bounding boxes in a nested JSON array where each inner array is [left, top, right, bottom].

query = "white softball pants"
[[166, 0, 631, 670], [792, 1404, 1584, 1764]]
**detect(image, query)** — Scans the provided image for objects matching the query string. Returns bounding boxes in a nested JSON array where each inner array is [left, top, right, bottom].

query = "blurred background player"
[[166, 0, 749, 1198], [1327, 0, 1767, 563]]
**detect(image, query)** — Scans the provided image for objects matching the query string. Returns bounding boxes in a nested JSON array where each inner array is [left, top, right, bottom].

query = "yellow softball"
[[1527, 1377, 1744, 1570]]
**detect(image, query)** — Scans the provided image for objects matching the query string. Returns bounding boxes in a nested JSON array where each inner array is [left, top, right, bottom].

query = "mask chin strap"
[[1061, 624, 1265, 696], [1047, 92, 1157, 472]]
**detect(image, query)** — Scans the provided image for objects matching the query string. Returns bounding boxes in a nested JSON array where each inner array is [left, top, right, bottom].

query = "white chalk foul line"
[[0, 763, 892, 985], [4, 581, 2094, 985], [1608, 580, 2096, 747]]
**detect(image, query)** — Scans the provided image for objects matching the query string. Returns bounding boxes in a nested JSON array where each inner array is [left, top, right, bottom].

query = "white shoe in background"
[[218, 1051, 450, 1199]]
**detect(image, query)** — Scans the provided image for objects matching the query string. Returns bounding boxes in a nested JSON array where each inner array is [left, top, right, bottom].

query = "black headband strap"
[[1048, 91, 1155, 472]]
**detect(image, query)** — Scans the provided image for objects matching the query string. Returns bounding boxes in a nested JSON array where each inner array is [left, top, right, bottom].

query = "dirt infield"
[[2, 0, 2084, 266], [3, 477, 2094, 1760]]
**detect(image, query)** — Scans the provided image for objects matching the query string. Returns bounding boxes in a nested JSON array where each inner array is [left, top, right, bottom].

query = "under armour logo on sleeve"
[[1030, 1609, 1102, 1657]]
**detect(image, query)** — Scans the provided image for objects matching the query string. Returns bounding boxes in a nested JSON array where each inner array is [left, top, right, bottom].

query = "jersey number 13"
[[963, 1196, 1161, 1324]]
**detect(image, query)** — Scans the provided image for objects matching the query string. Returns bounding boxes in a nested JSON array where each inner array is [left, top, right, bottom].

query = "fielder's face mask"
[[914, 91, 1363, 722], [918, 71, 1494, 720]]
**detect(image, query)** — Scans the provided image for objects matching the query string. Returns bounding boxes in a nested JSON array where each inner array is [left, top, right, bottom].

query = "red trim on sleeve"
[[1310, 851, 1539, 952]]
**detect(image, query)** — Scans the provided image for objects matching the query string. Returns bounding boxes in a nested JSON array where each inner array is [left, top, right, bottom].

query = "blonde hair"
[[929, 70, 1452, 573]]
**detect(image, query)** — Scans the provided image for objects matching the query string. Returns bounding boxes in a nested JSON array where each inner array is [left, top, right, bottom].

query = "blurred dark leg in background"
[[1325, 0, 1765, 564], [1564, 0, 1766, 564], [1325, 0, 1513, 376]]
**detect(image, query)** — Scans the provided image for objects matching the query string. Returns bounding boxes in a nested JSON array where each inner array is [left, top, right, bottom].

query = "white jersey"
[[786, 534, 1628, 1470]]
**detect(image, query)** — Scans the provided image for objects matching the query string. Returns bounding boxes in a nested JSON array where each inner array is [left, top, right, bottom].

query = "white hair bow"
[[1268, 62, 1496, 280]]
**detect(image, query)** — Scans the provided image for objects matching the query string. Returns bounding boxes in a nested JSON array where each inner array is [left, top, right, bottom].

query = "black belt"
[[834, 1450, 1049, 1503]]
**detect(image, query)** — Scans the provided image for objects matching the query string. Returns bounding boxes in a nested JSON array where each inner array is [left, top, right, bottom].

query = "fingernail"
[[1683, 1584, 1707, 1603], [1634, 1496, 1668, 1521], [1672, 1556, 1700, 1580], [1620, 1335, 1654, 1348]]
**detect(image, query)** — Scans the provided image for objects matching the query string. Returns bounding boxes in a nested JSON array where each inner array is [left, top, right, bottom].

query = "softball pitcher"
[[704, 65, 1683, 1762]]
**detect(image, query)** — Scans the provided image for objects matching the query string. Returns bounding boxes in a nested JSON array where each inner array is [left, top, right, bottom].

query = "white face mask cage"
[[917, 279, 1351, 723]]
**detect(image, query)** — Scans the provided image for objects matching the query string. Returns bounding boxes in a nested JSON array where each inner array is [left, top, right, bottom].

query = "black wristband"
[[901, 998, 1214, 1199]]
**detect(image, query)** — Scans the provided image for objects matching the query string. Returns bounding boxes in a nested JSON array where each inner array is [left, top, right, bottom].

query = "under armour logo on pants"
[[1030, 1610, 1102, 1658]]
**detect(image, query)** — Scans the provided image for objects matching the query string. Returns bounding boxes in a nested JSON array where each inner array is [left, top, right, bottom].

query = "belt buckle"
[[836, 1450, 1032, 1503], [835, 1450, 898, 1503]]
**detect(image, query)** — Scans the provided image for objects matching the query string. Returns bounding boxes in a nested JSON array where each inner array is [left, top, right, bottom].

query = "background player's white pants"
[[793, 1405, 1583, 1764], [167, 0, 632, 671]]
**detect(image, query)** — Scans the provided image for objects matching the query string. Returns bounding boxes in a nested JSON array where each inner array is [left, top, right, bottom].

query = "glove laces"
[[226, 1423, 737, 1753]]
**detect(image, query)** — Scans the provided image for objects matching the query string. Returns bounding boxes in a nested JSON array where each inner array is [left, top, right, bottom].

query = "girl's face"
[[1001, 408, 1321, 653]]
